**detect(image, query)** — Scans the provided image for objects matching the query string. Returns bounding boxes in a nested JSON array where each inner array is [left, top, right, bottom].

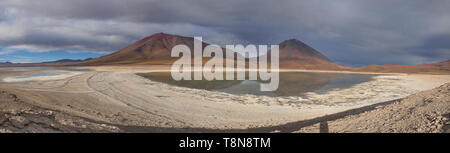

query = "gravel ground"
[[0, 90, 121, 132], [296, 83, 450, 133]]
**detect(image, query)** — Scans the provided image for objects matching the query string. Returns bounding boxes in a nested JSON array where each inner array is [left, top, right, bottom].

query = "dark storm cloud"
[[0, 0, 449, 65], [419, 34, 450, 51], [407, 34, 450, 61]]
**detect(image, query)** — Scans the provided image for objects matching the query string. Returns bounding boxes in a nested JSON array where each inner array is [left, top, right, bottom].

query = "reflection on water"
[[138, 72, 374, 97]]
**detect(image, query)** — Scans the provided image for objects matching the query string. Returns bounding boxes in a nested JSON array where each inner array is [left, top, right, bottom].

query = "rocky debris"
[[0, 90, 121, 133], [297, 83, 450, 133], [442, 113, 450, 133]]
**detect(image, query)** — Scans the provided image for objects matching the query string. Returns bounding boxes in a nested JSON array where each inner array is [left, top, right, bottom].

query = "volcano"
[[267, 39, 349, 70], [75, 33, 215, 65]]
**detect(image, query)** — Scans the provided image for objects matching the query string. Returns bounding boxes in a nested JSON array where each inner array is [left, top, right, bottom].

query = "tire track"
[[85, 71, 187, 126]]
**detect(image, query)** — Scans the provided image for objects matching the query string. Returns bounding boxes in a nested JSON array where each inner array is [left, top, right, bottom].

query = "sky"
[[0, 0, 449, 66]]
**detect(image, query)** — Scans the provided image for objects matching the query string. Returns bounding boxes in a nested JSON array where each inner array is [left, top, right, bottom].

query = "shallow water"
[[138, 72, 374, 97], [0, 67, 91, 71], [15, 72, 61, 79]]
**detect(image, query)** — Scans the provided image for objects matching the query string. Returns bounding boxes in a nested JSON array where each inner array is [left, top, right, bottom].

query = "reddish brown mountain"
[[74, 33, 348, 70], [355, 60, 450, 74], [76, 33, 189, 65], [267, 39, 350, 70], [74, 33, 247, 66], [75, 33, 216, 65]]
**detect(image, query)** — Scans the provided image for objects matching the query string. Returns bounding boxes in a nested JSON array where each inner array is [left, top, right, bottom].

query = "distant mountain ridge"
[[0, 58, 91, 67], [43, 59, 89, 63], [356, 60, 450, 74]]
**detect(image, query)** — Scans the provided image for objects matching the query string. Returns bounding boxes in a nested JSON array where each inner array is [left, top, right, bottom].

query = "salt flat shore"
[[0, 66, 449, 132]]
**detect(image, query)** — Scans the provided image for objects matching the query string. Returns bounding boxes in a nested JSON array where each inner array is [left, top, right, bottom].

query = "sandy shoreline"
[[0, 67, 449, 132]]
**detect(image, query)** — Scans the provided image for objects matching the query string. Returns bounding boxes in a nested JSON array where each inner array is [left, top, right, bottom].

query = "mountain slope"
[[355, 60, 450, 74], [75, 33, 230, 65], [268, 39, 349, 70]]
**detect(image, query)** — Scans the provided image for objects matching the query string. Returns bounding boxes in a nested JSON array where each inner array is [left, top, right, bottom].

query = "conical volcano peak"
[[148, 32, 180, 39], [138, 33, 189, 43], [277, 39, 331, 62], [279, 39, 308, 48]]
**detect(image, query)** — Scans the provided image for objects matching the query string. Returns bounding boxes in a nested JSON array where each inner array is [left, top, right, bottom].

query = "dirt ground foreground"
[[0, 66, 449, 133]]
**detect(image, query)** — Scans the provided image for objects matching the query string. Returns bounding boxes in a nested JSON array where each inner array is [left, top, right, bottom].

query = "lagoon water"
[[0, 67, 90, 81], [15, 72, 61, 78], [0, 67, 91, 71], [1, 67, 374, 97], [139, 72, 374, 97]]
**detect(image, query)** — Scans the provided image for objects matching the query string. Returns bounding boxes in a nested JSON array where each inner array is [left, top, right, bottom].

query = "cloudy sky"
[[0, 0, 449, 66]]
